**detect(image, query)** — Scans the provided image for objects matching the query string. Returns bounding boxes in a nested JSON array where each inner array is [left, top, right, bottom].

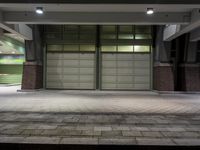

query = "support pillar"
[[21, 25, 43, 89]]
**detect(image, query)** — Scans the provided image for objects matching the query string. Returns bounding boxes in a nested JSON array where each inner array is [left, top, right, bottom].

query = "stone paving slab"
[[0, 112, 200, 145]]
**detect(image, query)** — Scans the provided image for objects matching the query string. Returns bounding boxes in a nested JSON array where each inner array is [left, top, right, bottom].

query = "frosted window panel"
[[102, 26, 116, 33], [118, 46, 133, 52], [64, 45, 79, 51], [101, 46, 117, 52], [101, 34, 117, 39], [47, 45, 63, 51], [135, 34, 152, 39], [134, 46, 150, 52], [119, 26, 133, 33], [118, 34, 134, 39], [80, 45, 95, 51]]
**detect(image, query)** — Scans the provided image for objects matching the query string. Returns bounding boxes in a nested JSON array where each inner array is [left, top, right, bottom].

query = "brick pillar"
[[153, 63, 174, 91], [21, 62, 43, 89], [179, 63, 200, 91], [21, 25, 43, 89]]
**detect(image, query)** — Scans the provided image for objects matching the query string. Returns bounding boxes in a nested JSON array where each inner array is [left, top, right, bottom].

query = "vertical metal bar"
[[96, 25, 100, 90]]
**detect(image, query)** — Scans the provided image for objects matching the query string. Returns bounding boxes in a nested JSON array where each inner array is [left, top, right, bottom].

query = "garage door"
[[100, 25, 151, 90], [46, 51, 95, 89], [45, 25, 96, 89], [101, 53, 150, 90]]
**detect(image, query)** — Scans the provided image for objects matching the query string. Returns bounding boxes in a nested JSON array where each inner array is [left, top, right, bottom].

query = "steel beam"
[[0, 11, 32, 40], [163, 9, 200, 41], [3, 12, 190, 25]]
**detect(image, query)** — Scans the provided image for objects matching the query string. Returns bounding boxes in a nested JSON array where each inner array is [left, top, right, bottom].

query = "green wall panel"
[[0, 65, 23, 84]]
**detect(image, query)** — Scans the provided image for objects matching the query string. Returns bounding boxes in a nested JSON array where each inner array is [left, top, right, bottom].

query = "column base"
[[179, 63, 200, 91], [21, 62, 43, 89], [153, 63, 174, 91]]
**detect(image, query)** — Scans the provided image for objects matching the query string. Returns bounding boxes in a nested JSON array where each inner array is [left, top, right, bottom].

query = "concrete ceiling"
[[0, 4, 199, 13]]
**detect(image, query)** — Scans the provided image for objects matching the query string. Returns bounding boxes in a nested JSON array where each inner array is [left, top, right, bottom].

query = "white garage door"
[[101, 53, 150, 90], [46, 52, 95, 89]]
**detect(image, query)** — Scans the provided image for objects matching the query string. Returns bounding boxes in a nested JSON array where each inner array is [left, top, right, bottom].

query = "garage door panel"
[[102, 69, 116, 75], [63, 68, 79, 74], [117, 76, 133, 83], [117, 54, 133, 60], [80, 54, 95, 59], [117, 84, 133, 89], [80, 68, 94, 74], [102, 76, 117, 83], [102, 61, 117, 68], [80, 75, 94, 82], [117, 61, 133, 67], [63, 53, 79, 59], [101, 53, 150, 90], [47, 74, 62, 80], [80, 83, 94, 89], [80, 60, 94, 67], [134, 61, 150, 68], [102, 83, 117, 89], [47, 53, 63, 60], [63, 83, 79, 88], [134, 76, 150, 83], [62, 75, 79, 81], [117, 69, 133, 75], [47, 60, 62, 67], [134, 54, 150, 61], [46, 82, 63, 88], [47, 67, 62, 74], [63, 60, 79, 67], [134, 69, 150, 75], [102, 54, 117, 60], [134, 84, 150, 90], [47, 51, 95, 89]]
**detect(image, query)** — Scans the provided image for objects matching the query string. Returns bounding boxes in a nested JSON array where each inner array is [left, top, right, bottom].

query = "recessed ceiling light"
[[146, 8, 154, 15], [36, 7, 44, 14]]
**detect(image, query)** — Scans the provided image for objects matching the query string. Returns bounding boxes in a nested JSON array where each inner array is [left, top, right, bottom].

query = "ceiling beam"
[[0, 0, 200, 4], [0, 11, 32, 40], [3, 12, 190, 25], [163, 9, 200, 41]]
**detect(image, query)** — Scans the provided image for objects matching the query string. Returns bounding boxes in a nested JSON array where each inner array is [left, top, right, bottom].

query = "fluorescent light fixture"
[[147, 8, 154, 15], [36, 7, 44, 14]]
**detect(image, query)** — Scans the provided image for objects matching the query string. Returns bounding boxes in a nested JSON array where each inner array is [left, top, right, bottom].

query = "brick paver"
[[0, 86, 200, 145]]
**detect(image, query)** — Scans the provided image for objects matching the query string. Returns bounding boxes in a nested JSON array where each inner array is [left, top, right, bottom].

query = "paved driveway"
[[1, 86, 200, 146], [0, 86, 200, 114]]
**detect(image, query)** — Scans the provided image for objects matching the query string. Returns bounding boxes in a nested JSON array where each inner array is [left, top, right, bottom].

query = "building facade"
[[0, 0, 199, 91]]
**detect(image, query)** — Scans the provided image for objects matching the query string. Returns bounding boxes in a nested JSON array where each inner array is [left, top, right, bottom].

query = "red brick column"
[[179, 64, 200, 91], [153, 63, 174, 91], [21, 62, 43, 89]]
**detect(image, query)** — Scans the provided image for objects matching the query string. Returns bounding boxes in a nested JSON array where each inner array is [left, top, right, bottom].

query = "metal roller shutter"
[[101, 53, 150, 90], [46, 52, 95, 89]]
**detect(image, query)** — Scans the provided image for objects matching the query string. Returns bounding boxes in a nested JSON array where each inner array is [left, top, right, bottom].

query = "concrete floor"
[[0, 86, 200, 114], [1, 85, 200, 146]]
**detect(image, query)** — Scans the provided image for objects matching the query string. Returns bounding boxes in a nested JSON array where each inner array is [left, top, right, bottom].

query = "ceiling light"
[[0, 51, 2, 54], [12, 51, 15, 54], [36, 7, 44, 14], [146, 8, 154, 15]]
